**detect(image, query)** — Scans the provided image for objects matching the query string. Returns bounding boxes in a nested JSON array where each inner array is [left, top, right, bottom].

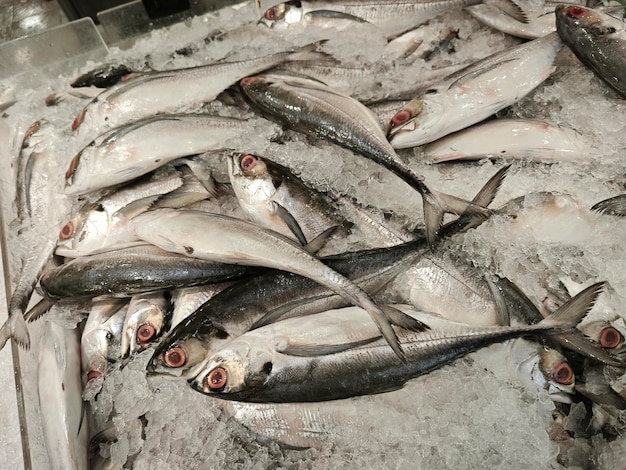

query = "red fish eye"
[[391, 110, 412, 127], [568, 6, 587, 18], [164, 347, 188, 368], [264, 6, 278, 20], [240, 77, 256, 87], [599, 327, 623, 349], [87, 370, 102, 382], [206, 367, 227, 390], [65, 153, 81, 180], [137, 323, 156, 345], [240, 154, 257, 171], [59, 221, 75, 240], [553, 362, 574, 385]]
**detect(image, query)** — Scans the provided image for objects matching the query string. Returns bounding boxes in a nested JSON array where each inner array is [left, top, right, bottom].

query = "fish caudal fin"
[[539, 282, 604, 329], [0, 311, 31, 350], [422, 188, 491, 248]]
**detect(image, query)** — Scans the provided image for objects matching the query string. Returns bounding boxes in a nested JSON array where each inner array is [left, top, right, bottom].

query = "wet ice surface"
[[1, 0, 626, 468]]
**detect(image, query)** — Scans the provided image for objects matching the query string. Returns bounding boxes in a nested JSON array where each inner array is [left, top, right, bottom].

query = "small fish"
[[421, 119, 590, 163], [56, 169, 184, 258], [71, 45, 324, 135], [130, 208, 427, 362], [228, 152, 345, 245], [120, 292, 170, 357], [81, 299, 129, 384], [388, 32, 562, 148], [241, 73, 490, 247], [38, 316, 89, 470], [65, 115, 263, 195], [555, 5, 626, 99], [189, 284, 603, 402]]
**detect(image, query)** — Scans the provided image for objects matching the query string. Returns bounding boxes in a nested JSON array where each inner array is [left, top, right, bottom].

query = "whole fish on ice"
[[387, 32, 562, 148]]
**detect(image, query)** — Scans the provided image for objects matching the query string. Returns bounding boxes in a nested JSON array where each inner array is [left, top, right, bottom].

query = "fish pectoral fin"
[[472, 164, 511, 207], [272, 201, 308, 246], [382, 305, 429, 333], [449, 58, 519, 90], [304, 226, 339, 254], [114, 195, 161, 220], [485, 275, 511, 326], [250, 295, 331, 330], [278, 336, 380, 357], [305, 9, 369, 23]]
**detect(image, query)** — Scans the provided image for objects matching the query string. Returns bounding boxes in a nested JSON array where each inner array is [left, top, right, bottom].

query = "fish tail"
[[0, 310, 31, 350], [483, 0, 528, 24], [422, 188, 491, 248], [538, 282, 604, 329]]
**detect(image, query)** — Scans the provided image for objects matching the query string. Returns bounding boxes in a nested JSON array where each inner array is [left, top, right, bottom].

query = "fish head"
[[64, 141, 97, 195], [387, 96, 445, 149], [54, 203, 109, 257], [121, 297, 168, 358], [555, 5, 605, 38], [229, 153, 279, 208], [579, 317, 626, 351], [257, 1, 304, 29], [147, 314, 231, 377], [189, 339, 273, 397], [81, 328, 111, 385], [537, 347, 576, 403]]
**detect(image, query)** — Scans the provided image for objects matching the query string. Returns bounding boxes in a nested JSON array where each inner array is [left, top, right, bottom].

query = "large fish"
[[387, 32, 562, 148], [258, 0, 527, 36], [240, 73, 490, 246], [65, 115, 270, 194], [130, 208, 427, 362], [555, 5, 626, 99], [40, 244, 262, 300], [71, 46, 323, 136], [228, 152, 346, 245], [189, 283, 605, 402], [146, 166, 507, 377]]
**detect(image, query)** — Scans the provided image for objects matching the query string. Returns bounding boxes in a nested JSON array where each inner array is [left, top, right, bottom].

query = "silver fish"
[[81, 299, 129, 384], [130, 208, 427, 362], [170, 285, 231, 330], [65, 115, 264, 195], [240, 73, 489, 247], [190, 283, 604, 402], [555, 5, 626, 99], [57, 168, 184, 258], [388, 32, 562, 148], [228, 152, 344, 245], [421, 119, 590, 163], [38, 318, 89, 470], [71, 46, 323, 136], [258, 0, 527, 36]]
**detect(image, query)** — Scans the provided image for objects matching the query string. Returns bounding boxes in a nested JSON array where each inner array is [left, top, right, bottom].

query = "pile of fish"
[[1, 0, 626, 468]]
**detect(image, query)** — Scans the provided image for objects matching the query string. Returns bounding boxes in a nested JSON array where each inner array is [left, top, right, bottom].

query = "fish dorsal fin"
[[278, 335, 380, 357], [272, 201, 308, 246]]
